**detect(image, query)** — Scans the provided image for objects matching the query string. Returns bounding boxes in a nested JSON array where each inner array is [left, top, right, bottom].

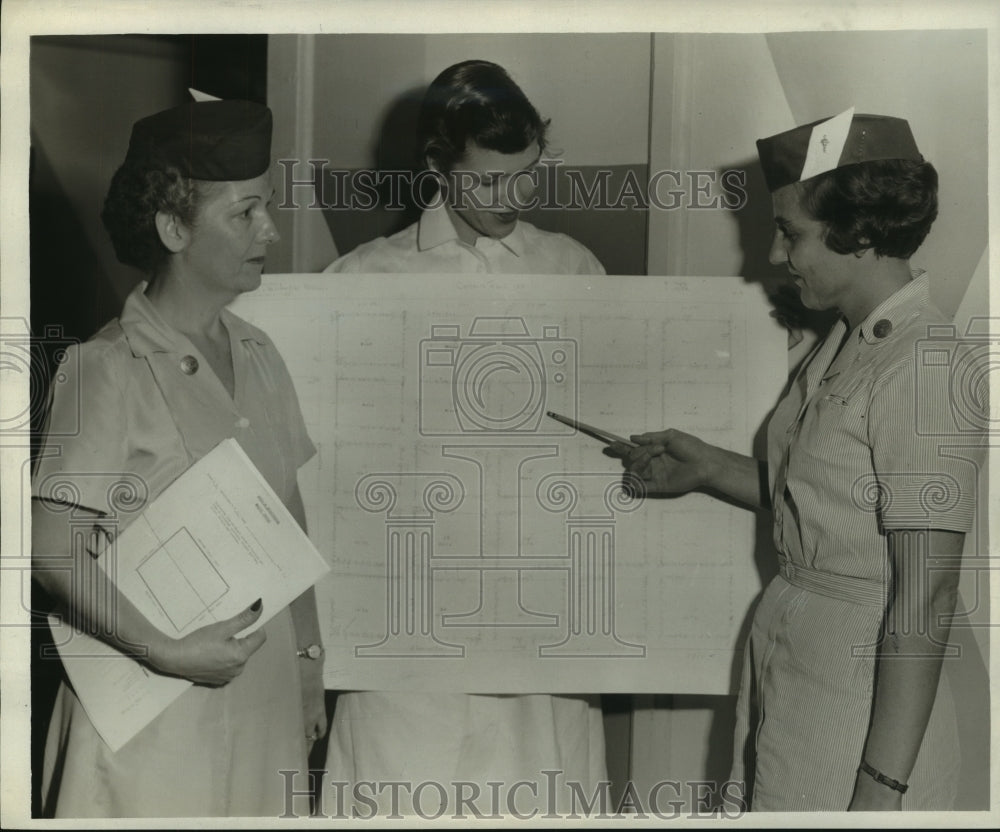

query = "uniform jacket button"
[[873, 319, 892, 339]]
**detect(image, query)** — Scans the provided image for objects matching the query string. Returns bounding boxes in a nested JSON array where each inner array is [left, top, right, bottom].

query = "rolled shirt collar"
[[416, 201, 525, 257], [119, 281, 266, 358]]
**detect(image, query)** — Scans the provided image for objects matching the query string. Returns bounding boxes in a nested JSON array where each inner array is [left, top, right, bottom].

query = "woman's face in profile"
[[178, 172, 279, 297], [767, 184, 860, 313]]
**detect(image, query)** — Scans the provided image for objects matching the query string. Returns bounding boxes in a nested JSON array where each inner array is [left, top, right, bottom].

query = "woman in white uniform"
[[323, 61, 608, 817], [32, 97, 326, 817]]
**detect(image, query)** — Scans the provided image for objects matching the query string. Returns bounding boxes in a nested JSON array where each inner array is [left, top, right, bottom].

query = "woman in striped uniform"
[[613, 110, 984, 810]]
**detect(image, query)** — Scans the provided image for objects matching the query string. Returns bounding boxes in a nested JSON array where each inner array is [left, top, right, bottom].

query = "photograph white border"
[[2, 1, 997, 828]]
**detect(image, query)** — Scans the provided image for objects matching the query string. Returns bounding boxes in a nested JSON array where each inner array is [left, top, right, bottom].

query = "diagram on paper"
[[135, 528, 230, 632], [232, 273, 787, 694]]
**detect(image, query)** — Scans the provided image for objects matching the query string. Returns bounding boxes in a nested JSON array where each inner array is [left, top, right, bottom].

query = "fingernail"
[[251, 598, 262, 612]]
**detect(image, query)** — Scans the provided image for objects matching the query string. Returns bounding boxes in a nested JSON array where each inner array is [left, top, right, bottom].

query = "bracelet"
[[858, 760, 908, 794]]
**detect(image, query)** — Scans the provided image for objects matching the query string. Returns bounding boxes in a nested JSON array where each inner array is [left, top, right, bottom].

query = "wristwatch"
[[296, 643, 324, 660]]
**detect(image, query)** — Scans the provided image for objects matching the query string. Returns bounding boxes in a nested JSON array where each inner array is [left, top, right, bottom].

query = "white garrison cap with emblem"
[[756, 107, 924, 192]]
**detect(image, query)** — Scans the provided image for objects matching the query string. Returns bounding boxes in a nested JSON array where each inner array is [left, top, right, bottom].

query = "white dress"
[[323, 206, 609, 815]]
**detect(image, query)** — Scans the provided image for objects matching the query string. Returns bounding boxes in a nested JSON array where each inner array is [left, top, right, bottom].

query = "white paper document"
[[232, 274, 788, 694], [48, 438, 330, 751]]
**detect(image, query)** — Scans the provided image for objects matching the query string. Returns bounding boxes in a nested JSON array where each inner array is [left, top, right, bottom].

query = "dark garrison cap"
[[124, 99, 273, 181], [756, 108, 923, 192]]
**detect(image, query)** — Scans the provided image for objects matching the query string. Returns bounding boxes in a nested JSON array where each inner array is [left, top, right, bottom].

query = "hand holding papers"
[[49, 438, 330, 751]]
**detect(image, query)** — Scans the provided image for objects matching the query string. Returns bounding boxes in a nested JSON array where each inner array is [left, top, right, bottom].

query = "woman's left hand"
[[299, 657, 327, 750], [847, 773, 903, 811]]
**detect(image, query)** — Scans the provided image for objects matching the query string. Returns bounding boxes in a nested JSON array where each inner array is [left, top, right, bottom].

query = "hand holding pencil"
[[545, 413, 727, 496], [619, 429, 726, 495]]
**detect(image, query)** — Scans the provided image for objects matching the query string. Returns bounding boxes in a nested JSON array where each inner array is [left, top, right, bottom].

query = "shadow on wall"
[[728, 155, 839, 349], [319, 84, 427, 258], [28, 137, 124, 439]]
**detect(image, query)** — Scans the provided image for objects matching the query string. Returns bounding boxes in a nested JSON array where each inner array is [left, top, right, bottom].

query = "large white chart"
[[231, 274, 788, 694]]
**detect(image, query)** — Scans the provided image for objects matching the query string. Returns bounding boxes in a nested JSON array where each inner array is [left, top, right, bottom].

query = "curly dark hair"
[[417, 60, 550, 173], [101, 156, 205, 275], [796, 158, 938, 259]]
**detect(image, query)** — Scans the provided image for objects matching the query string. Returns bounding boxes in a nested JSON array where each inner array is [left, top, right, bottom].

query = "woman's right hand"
[[149, 600, 268, 686], [608, 430, 767, 509], [609, 429, 719, 496]]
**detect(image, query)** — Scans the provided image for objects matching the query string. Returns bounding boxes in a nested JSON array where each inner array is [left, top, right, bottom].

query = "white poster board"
[[232, 273, 788, 694]]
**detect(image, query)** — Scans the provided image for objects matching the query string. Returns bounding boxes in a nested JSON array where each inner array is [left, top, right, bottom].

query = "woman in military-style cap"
[[612, 108, 982, 811], [33, 93, 325, 818]]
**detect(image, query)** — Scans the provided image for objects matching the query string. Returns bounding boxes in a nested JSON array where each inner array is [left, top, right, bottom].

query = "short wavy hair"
[[101, 156, 206, 275], [417, 60, 550, 173], [796, 158, 938, 259]]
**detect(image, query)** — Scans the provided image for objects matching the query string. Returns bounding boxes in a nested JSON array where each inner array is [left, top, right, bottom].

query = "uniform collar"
[[416, 202, 524, 257], [857, 270, 930, 345], [120, 281, 266, 358]]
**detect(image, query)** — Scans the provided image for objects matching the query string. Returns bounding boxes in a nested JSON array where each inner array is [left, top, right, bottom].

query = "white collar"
[[416, 202, 524, 256]]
